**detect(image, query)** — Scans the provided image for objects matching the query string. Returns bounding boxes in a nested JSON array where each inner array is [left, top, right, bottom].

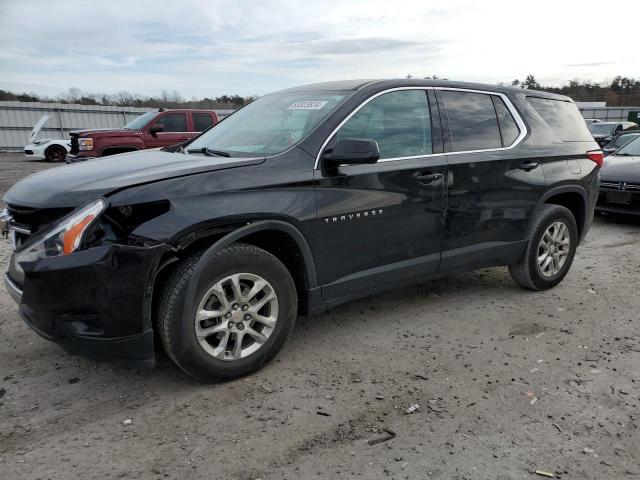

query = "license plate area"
[[606, 191, 632, 204]]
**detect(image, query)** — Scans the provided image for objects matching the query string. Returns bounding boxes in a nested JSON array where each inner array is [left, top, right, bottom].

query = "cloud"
[[306, 37, 429, 55], [0, 0, 638, 97], [564, 61, 628, 68]]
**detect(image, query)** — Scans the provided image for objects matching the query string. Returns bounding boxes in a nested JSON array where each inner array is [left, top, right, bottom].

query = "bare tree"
[[67, 87, 82, 103]]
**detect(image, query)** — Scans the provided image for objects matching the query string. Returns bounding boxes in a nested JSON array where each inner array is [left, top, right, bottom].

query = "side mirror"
[[323, 138, 380, 166], [149, 124, 163, 137]]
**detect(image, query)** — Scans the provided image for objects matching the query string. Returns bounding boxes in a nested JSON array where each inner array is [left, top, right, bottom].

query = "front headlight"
[[78, 137, 94, 150], [16, 199, 107, 261]]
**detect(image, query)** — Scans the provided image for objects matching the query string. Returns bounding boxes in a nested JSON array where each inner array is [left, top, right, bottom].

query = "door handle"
[[518, 161, 539, 171], [416, 173, 443, 184]]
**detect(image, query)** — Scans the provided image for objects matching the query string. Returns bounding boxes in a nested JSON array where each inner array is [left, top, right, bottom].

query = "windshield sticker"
[[287, 100, 328, 110]]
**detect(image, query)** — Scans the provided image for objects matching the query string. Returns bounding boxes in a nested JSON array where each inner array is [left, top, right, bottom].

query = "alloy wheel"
[[194, 273, 278, 361], [537, 221, 570, 277]]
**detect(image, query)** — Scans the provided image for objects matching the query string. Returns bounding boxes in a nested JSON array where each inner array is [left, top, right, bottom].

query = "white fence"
[[578, 106, 640, 123], [0, 101, 235, 150]]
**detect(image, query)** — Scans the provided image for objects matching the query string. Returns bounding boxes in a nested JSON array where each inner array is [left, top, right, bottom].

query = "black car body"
[[597, 135, 640, 215], [600, 131, 640, 156], [2, 79, 601, 378], [588, 121, 639, 147]]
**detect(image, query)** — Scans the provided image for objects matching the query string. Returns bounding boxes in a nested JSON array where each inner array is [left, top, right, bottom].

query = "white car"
[[24, 115, 71, 162]]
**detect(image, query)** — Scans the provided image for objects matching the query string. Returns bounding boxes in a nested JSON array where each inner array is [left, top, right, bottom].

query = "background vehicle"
[[584, 118, 603, 125], [3, 79, 600, 381], [588, 121, 639, 146], [23, 115, 71, 162], [601, 131, 640, 155], [597, 135, 640, 215], [68, 108, 219, 161]]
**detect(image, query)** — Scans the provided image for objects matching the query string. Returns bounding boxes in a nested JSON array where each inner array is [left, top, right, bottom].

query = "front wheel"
[[509, 204, 578, 290], [44, 144, 67, 162], [158, 244, 297, 381]]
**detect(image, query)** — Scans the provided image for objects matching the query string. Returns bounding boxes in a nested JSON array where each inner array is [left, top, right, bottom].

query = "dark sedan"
[[588, 121, 639, 147], [597, 135, 640, 215], [601, 131, 640, 156]]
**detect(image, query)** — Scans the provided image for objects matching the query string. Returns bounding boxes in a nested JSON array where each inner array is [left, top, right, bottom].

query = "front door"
[[144, 112, 191, 148], [314, 89, 447, 300]]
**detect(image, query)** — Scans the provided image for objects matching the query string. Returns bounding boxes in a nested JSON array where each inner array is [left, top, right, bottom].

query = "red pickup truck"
[[68, 108, 219, 160]]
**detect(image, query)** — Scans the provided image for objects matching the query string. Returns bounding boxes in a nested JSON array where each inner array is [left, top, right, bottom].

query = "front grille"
[[7, 204, 73, 241], [70, 135, 79, 154], [601, 181, 640, 191]]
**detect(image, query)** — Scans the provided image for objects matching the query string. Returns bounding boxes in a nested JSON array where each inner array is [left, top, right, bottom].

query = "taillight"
[[587, 150, 604, 167]]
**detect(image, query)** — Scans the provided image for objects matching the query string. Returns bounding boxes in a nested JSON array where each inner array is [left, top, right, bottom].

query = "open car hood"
[[28, 115, 50, 143]]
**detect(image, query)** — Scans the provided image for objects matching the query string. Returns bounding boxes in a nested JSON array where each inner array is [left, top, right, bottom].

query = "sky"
[[0, 0, 638, 99]]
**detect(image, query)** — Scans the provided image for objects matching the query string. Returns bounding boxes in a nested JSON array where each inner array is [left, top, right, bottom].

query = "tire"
[[158, 243, 297, 381], [509, 204, 578, 291], [45, 145, 67, 162]]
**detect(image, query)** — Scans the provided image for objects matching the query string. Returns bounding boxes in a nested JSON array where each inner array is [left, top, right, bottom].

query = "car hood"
[[28, 115, 50, 143], [4, 149, 264, 208], [70, 128, 138, 137], [601, 154, 640, 184]]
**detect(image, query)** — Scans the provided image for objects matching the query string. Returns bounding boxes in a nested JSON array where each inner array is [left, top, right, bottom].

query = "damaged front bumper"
[[5, 242, 168, 367]]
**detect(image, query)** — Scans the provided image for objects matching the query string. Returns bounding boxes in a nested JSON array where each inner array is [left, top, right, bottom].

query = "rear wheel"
[[509, 204, 578, 290], [158, 244, 297, 381], [45, 144, 67, 162]]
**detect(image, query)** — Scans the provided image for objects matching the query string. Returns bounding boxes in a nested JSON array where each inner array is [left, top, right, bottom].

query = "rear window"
[[527, 97, 593, 142], [441, 91, 502, 151]]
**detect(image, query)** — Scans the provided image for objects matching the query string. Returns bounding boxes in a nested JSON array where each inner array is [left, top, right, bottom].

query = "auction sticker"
[[287, 100, 328, 110]]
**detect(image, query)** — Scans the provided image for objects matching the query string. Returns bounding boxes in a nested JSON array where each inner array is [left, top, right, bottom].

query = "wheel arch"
[[44, 143, 67, 159], [538, 185, 589, 241], [151, 220, 318, 320]]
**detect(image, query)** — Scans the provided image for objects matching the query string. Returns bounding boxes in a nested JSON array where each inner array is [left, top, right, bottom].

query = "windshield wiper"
[[187, 147, 231, 157]]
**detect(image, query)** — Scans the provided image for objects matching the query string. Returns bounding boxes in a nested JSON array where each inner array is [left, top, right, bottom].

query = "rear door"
[[144, 112, 190, 148], [437, 89, 545, 270], [314, 89, 448, 300], [192, 112, 216, 133]]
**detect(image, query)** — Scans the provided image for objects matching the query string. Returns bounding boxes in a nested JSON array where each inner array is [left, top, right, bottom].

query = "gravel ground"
[[0, 152, 639, 480]]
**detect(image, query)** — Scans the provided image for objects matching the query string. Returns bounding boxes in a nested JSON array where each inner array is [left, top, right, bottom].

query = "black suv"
[[2, 80, 601, 380]]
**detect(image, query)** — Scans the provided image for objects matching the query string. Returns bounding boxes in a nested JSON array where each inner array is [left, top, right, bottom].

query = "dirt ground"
[[0, 152, 639, 480]]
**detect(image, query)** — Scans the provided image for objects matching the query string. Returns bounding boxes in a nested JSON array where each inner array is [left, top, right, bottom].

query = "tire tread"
[[158, 243, 296, 381]]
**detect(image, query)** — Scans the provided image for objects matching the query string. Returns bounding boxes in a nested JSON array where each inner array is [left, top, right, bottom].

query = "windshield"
[[612, 133, 640, 147], [615, 135, 640, 156], [588, 123, 615, 135], [124, 111, 157, 130], [187, 92, 348, 157]]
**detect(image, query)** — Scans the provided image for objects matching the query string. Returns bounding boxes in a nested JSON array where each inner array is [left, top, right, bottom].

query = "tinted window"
[[441, 91, 501, 151], [528, 97, 593, 141], [336, 90, 432, 159], [616, 135, 640, 156], [613, 133, 639, 147], [492, 96, 520, 147], [193, 113, 214, 132], [153, 113, 187, 132]]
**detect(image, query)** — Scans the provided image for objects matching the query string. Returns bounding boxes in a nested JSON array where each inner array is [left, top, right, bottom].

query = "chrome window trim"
[[314, 86, 528, 169]]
